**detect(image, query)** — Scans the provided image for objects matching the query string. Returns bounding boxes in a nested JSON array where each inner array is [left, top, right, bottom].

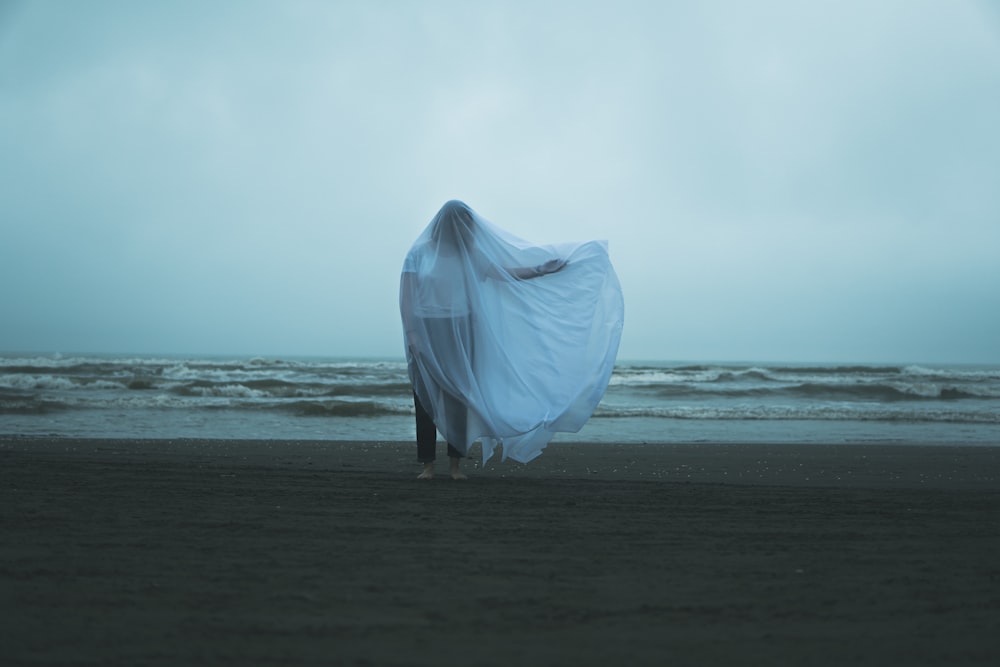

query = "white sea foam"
[[3, 355, 1000, 441], [186, 384, 269, 399], [610, 368, 725, 385], [0, 374, 77, 391], [594, 403, 1000, 423]]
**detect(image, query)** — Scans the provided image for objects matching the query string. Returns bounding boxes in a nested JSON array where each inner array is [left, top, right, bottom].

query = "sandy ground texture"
[[2, 436, 999, 666]]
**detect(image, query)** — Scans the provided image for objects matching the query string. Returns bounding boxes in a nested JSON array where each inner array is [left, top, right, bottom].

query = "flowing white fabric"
[[400, 200, 624, 464]]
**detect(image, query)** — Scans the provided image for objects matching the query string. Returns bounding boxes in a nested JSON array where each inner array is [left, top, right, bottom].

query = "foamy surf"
[[1, 354, 999, 444]]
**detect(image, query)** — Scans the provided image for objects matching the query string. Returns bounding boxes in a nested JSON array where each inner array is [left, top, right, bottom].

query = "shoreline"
[[3, 436, 999, 665], [4, 435, 999, 489]]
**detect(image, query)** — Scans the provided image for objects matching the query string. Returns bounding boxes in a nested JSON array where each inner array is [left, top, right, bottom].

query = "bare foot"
[[450, 459, 467, 481], [417, 463, 434, 480]]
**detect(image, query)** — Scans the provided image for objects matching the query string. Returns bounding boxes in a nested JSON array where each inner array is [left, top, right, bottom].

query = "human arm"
[[399, 272, 421, 353], [499, 258, 568, 280]]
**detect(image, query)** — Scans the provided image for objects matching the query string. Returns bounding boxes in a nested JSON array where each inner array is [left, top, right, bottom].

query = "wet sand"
[[2, 437, 999, 666]]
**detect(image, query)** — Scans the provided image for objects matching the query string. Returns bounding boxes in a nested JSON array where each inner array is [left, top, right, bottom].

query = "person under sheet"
[[399, 200, 624, 474]]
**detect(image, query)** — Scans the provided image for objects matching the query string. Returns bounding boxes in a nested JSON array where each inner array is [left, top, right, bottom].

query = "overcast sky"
[[2, 0, 998, 363]]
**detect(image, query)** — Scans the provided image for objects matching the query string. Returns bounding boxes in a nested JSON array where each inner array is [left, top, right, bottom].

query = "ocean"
[[2, 353, 999, 446]]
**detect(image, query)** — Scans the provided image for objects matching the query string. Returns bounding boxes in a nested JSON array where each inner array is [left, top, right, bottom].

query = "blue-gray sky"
[[2, 0, 998, 363]]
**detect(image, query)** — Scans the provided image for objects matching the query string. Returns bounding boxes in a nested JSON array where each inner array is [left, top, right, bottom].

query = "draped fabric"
[[399, 200, 624, 464]]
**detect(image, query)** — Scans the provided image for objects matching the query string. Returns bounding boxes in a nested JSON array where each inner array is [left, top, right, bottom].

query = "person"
[[399, 200, 623, 479]]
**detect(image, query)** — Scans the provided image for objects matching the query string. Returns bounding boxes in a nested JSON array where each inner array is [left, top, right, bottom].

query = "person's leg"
[[414, 392, 437, 479], [448, 313, 472, 480], [444, 394, 467, 480], [448, 454, 467, 480]]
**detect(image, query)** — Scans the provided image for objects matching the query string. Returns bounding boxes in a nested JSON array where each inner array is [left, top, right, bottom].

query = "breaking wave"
[[2, 355, 999, 430]]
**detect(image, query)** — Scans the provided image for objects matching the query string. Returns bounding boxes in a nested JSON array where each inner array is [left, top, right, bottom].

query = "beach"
[[2, 437, 999, 666]]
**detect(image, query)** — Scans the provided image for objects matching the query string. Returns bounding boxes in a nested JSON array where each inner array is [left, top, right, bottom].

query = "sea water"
[[1, 354, 998, 445]]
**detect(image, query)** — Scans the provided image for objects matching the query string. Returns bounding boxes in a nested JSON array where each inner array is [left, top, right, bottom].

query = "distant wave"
[[272, 400, 412, 417], [593, 404, 1000, 424], [613, 364, 1000, 384], [2, 356, 999, 426], [167, 379, 413, 399], [0, 390, 413, 418], [642, 382, 999, 401]]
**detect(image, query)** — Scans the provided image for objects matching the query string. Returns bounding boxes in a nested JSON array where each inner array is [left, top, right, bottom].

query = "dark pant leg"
[[414, 391, 437, 463], [414, 391, 464, 462], [441, 392, 465, 459]]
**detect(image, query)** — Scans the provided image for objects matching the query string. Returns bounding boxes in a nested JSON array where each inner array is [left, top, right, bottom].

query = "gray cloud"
[[2, 0, 998, 362]]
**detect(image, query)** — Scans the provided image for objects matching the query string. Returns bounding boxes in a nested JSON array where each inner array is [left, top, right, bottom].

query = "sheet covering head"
[[400, 200, 624, 463]]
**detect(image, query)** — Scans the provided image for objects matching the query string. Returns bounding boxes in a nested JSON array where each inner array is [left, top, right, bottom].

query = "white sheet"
[[400, 200, 624, 463]]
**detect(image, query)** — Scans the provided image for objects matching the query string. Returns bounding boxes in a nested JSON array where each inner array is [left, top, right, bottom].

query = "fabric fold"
[[400, 200, 623, 464]]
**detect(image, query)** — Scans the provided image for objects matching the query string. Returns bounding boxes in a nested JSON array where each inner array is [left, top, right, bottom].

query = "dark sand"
[[2, 437, 999, 666]]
